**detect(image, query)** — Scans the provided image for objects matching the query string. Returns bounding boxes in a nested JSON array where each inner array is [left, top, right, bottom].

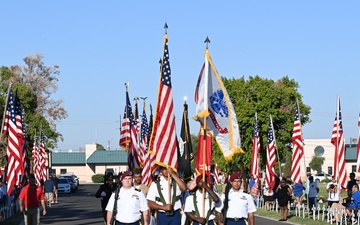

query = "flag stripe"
[[149, 34, 178, 170], [250, 113, 260, 183], [331, 96, 347, 190], [291, 101, 304, 184], [265, 116, 276, 193]]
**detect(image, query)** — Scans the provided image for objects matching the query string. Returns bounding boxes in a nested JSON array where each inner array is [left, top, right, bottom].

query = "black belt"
[[158, 209, 180, 214], [117, 220, 140, 225], [227, 218, 246, 221]]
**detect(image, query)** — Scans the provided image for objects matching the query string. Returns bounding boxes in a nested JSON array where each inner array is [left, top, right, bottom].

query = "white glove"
[[101, 191, 106, 197]]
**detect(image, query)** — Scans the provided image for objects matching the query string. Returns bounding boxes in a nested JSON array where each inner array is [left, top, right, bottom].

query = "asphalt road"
[[40, 183, 104, 225], [35, 184, 292, 225]]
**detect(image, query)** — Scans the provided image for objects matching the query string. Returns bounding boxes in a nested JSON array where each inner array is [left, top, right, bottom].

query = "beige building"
[[50, 144, 128, 183], [301, 139, 358, 180]]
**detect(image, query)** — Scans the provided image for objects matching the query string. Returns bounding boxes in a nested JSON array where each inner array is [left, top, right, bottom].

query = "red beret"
[[196, 174, 204, 184], [121, 171, 133, 181], [229, 172, 242, 182]]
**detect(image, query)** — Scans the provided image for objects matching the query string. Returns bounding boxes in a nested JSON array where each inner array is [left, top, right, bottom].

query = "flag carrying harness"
[[155, 179, 181, 206], [192, 191, 213, 222]]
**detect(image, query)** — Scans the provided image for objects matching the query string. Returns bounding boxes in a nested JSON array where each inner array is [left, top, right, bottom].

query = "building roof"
[[86, 150, 128, 164], [52, 152, 86, 164]]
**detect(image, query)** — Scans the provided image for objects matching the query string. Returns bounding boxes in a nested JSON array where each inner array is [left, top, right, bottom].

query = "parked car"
[[59, 176, 78, 192], [60, 173, 80, 186], [57, 178, 71, 194], [313, 173, 332, 182]]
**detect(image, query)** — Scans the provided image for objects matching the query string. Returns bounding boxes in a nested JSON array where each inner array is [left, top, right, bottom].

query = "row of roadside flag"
[[1, 84, 48, 195], [256, 96, 355, 193]]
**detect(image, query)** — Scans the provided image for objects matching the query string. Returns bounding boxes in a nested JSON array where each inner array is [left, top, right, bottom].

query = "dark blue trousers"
[[193, 220, 215, 225], [226, 219, 246, 225], [116, 221, 140, 225], [157, 210, 181, 225]]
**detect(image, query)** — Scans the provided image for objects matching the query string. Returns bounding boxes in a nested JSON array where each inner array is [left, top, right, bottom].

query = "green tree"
[[202, 75, 311, 176], [0, 54, 68, 160], [309, 155, 325, 173], [96, 144, 105, 150]]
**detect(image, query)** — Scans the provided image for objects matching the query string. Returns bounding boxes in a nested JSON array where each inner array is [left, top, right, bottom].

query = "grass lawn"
[[256, 208, 329, 225]]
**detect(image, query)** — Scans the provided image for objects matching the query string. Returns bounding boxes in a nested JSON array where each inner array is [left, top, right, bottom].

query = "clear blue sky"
[[1, 1, 360, 151]]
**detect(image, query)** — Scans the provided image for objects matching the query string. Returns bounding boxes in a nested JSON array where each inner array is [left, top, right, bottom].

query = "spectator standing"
[[263, 183, 274, 211], [96, 174, 117, 224], [105, 171, 149, 225], [250, 177, 261, 207], [18, 174, 46, 225], [43, 176, 56, 207], [133, 168, 149, 197], [215, 172, 256, 225], [276, 179, 292, 221], [326, 176, 341, 208], [51, 175, 59, 203], [307, 176, 319, 209], [293, 182, 305, 206], [346, 172, 357, 204], [147, 166, 186, 225]]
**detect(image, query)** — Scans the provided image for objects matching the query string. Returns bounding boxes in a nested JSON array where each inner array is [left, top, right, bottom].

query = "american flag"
[[331, 96, 346, 189], [265, 115, 276, 193], [119, 90, 131, 150], [17, 96, 29, 186], [141, 103, 155, 186], [32, 136, 41, 185], [211, 164, 221, 186], [149, 34, 178, 170], [131, 100, 141, 167], [147, 104, 157, 175], [356, 113, 360, 172], [291, 101, 304, 184], [139, 103, 149, 166], [134, 100, 141, 134], [3, 86, 24, 195], [39, 130, 47, 183], [14, 93, 25, 183], [250, 113, 260, 183]]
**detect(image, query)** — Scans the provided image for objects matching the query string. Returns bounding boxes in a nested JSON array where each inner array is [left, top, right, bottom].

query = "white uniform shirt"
[[184, 190, 221, 221], [105, 187, 148, 223], [326, 182, 341, 201], [215, 188, 257, 219], [147, 176, 182, 212]]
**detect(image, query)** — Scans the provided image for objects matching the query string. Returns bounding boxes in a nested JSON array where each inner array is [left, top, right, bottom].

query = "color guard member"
[[147, 166, 187, 225], [215, 172, 256, 225], [106, 171, 150, 225]]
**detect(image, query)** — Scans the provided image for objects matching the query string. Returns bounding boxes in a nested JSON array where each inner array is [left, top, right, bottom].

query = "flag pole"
[[162, 23, 172, 205], [335, 96, 340, 184], [0, 83, 12, 144], [296, 99, 306, 180], [124, 82, 129, 152], [270, 114, 281, 177], [296, 99, 309, 214], [201, 118, 207, 217]]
